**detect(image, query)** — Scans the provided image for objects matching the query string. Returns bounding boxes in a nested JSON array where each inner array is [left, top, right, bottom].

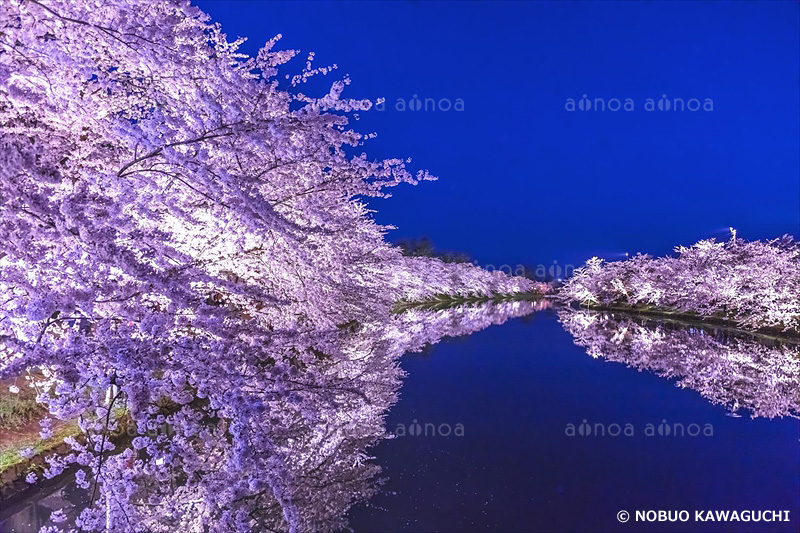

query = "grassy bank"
[[393, 291, 551, 312], [0, 380, 132, 501]]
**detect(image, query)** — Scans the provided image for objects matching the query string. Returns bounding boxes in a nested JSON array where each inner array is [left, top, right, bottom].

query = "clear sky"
[[196, 0, 799, 269]]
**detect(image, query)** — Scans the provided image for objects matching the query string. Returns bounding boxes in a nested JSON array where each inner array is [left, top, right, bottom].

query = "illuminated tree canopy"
[[0, 1, 531, 531]]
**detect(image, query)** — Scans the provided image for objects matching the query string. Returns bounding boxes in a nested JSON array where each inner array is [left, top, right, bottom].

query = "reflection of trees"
[[557, 308, 800, 419], [395, 299, 549, 350], [247, 301, 543, 532], [222, 300, 545, 532], [5, 302, 538, 533]]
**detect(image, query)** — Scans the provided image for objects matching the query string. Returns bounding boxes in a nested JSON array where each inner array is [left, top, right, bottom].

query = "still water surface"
[[348, 306, 799, 532], [3, 303, 799, 532]]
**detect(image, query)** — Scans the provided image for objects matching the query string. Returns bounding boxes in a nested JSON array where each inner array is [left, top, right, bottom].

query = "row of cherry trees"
[[0, 1, 532, 531], [560, 236, 800, 334]]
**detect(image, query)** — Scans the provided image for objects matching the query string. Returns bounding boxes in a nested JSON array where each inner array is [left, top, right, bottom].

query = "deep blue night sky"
[[196, 0, 799, 270]]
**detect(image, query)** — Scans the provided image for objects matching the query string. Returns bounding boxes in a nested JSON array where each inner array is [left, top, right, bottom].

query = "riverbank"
[[0, 407, 132, 503], [394, 290, 800, 345], [393, 291, 554, 312], [575, 302, 800, 345]]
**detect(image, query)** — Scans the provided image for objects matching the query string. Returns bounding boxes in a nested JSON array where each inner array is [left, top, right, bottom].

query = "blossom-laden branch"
[[0, 1, 532, 532]]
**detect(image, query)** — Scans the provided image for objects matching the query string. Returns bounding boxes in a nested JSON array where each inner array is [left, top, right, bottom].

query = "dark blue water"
[[3, 306, 798, 532], [349, 310, 800, 532]]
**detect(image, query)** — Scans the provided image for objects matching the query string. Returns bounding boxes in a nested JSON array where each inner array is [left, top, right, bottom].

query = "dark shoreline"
[[578, 302, 800, 345], [395, 292, 800, 345]]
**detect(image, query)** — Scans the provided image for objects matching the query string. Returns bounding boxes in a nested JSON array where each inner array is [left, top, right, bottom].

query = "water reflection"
[[1, 474, 85, 533], [557, 308, 800, 418], [1, 300, 544, 532], [4, 300, 797, 532]]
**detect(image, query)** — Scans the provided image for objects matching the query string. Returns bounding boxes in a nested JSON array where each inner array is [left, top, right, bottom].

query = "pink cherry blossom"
[[0, 1, 532, 531]]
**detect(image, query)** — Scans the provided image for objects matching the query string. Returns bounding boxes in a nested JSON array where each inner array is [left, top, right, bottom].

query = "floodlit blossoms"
[[560, 236, 800, 334], [558, 308, 800, 419], [0, 1, 532, 531], [2, 301, 541, 532]]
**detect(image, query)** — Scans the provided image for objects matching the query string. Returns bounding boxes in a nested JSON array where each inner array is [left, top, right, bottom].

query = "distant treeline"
[[395, 237, 563, 283], [395, 237, 471, 264]]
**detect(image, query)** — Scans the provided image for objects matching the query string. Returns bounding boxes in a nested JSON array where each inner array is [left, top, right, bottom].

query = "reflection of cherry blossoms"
[[2, 302, 539, 532], [558, 308, 800, 419], [395, 299, 550, 349]]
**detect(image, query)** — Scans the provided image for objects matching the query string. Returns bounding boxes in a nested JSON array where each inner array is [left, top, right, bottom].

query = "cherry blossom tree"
[[560, 236, 800, 334], [0, 1, 532, 531]]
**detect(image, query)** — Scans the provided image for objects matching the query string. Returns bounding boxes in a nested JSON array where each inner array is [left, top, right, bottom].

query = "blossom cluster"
[[560, 236, 800, 333], [558, 308, 800, 418], [3, 300, 540, 532], [0, 1, 531, 531]]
